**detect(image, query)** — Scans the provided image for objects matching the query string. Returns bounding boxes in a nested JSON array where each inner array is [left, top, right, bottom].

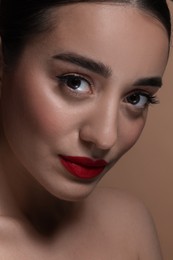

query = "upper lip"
[[59, 155, 108, 168]]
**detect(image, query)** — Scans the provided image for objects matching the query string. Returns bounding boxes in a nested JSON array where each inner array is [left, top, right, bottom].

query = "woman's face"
[[1, 4, 169, 200]]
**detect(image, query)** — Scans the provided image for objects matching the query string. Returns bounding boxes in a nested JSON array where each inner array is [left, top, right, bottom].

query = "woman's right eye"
[[57, 74, 93, 95]]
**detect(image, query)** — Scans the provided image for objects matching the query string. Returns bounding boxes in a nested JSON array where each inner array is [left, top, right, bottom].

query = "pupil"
[[67, 76, 81, 89], [127, 94, 140, 104]]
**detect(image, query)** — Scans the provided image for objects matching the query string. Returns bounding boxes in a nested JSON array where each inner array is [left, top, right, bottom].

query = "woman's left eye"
[[57, 74, 92, 94], [124, 92, 158, 108]]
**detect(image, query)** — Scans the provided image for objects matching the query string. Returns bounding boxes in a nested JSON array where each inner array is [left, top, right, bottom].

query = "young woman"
[[0, 0, 171, 259]]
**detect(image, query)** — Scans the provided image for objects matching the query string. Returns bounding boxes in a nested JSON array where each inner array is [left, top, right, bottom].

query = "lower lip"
[[59, 156, 107, 179]]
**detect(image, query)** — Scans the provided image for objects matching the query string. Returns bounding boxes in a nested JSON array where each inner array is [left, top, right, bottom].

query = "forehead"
[[48, 3, 168, 43], [27, 4, 169, 79]]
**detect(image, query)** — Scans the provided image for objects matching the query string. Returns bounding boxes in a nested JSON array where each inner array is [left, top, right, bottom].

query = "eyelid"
[[56, 72, 95, 98], [124, 90, 159, 108], [56, 72, 94, 86], [125, 88, 159, 99]]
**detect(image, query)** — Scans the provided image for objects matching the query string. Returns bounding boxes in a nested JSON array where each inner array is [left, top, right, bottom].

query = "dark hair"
[[0, 0, 171, 65]]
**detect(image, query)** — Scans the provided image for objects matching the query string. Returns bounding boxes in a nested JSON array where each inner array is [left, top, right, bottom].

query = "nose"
[[79, 100, 118, 151]]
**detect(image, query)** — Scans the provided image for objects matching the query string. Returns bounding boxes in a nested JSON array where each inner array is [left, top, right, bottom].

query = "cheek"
[[119, 113, 147, 154], [2, 76, 60, 138], [1, 77, 79, 159]]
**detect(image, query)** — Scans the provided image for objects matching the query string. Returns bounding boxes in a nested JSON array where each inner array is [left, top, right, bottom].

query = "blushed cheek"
[[28, 105, 66, 139], [23, 89, 75, 138], [120, 115, 147, 154]]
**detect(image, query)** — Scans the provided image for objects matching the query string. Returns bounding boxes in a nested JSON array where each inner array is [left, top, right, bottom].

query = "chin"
[[47, 179, 98, 202]]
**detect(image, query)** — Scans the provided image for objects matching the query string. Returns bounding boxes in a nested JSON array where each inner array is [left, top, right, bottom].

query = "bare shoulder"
[[0, 216, 23, 238], [86, 187, 163, 260], [0, 216, 36, 259], [0, 216, 22, 257]]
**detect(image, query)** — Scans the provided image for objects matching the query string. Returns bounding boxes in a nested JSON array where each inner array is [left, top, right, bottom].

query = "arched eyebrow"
[[133, 77, 162, 88], [53, 52, 112, 78], [53, 52, 162, 88]]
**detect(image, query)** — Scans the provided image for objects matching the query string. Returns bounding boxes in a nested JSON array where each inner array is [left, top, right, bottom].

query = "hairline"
[[2, 1, 171, 67]]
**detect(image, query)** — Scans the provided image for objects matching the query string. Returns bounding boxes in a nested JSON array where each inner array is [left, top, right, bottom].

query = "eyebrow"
[[133, 77, 162, 88], [53, 52, 162, 88], [53, 52, 112, 78]]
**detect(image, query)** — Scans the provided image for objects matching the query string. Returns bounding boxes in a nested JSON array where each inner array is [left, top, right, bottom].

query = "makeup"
[[59, 155, 108, 179]]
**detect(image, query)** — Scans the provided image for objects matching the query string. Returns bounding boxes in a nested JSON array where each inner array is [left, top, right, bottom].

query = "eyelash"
[[124, 91, 159, 107], [56, 73, 159, 108], [56, 73, 93, 96], [143, 93, 159, 105]]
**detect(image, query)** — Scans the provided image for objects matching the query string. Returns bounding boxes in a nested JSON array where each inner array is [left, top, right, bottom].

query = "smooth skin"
[[0, 3, 169, 259]]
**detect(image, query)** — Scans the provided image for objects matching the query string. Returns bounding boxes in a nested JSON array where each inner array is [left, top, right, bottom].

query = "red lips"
[[59, 155, 108, 179]]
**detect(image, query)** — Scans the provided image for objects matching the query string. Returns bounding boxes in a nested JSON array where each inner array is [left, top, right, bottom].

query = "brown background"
[[100, 4, 173, 260]]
